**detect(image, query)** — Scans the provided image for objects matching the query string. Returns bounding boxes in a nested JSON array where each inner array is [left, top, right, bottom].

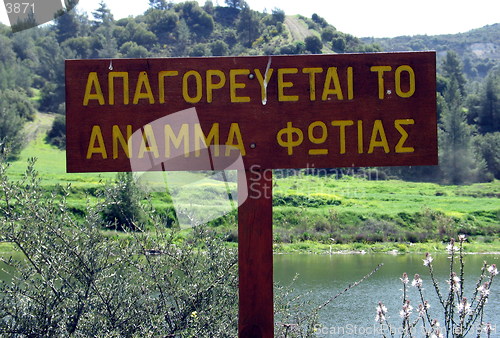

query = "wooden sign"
[[66, 52, 437, 338], [65, 52, 437, 173]]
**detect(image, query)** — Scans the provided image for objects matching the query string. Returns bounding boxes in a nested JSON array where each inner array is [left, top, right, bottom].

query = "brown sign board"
[[65, 52, 437, 173]]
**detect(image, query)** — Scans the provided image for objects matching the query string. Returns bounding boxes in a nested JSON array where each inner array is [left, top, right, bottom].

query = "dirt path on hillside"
[[285, 16, 313, 42], [23, 112, 55, 143]]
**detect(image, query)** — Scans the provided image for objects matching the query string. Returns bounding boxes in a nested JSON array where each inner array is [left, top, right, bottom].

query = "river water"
[[274, 253, 500, 337], [1, 251, 498, 336]]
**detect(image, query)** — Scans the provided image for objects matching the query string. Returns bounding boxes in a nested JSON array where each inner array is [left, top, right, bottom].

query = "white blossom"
[[430, 321, 443, 338], [446, 238, 458, 255], [431, 330, 444, 338], [448, 272, 461, 292], [483, 323, 493, 335], [457, 297, 471, 315], [477, 282, 490, 299], [417, 302, 430, 317], [412, 273, 423, 288], [423, 252, 433, 266], [375, 302, 387, 323], [399, 300, 413, 319], [487, 264, 498, 276]]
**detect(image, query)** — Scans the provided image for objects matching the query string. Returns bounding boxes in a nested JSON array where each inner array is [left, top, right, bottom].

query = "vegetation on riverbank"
[[4, 129, 499, 248], [273, 239, 500, 255]]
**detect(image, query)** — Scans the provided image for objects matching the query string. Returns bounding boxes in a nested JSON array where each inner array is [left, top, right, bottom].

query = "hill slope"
[[284, 16, 313, 41], [362, 23, 500, 78]]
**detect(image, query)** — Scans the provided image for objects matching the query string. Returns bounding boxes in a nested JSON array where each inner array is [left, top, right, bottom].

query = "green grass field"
[[6, 114, 500, 247], [274, 174, 499, 222]]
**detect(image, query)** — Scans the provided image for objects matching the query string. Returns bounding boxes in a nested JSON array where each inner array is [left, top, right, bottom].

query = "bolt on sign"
[[65, 52, 437, 173]]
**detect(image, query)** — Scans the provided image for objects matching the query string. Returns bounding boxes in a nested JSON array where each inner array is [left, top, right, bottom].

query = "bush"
[[0, 106, 24, 157], [119, 41, 149, 58], [0, 89, 36, 121], [0, 158, 239, 336], [473, 132, 500, 179], [331, 37, 346, 53], [0, 158, 330, 336], [210, 40, 229, 56], [188, 43, 210, 56], [279, 44, 299, 55], [47, 114, 66, 149], [273, 192, 341, 208], [321, 27, 335, 42], [304, 36, 323, 54], [101, 172, 147, 231], [311, 13, 328, 28]]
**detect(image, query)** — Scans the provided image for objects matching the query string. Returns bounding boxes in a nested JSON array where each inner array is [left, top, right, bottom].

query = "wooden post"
[[238, 169, 274, 338]]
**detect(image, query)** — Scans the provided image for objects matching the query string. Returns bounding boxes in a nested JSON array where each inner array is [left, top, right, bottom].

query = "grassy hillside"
[[273, 174, 499, 244], [7, 114, 499, 247]]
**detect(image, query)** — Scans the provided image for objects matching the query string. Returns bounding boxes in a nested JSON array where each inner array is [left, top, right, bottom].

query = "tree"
[[94, 18, 118, 58], [295, 41, 306, 54], [1, 89, 36, 121], [37, 36, 73, 113], [11, 30, 39, 62], [92, 1, 114, 26], [0, 60, 33, 92], [305, 35, 323, 54], [321, 27, 335, 42], [442, 51, 466, 96], [477, 70, 500, 133], [149, 0, 170, 10], [332, 37, 346, 53], [188, 43, 210, 56], [176, 1, 214, 39], [119, 41, 149, 58], [0, 90, 26, 156], [203, 0, 214, 15], [63, 36, 92, 58], [102, 172, 146, 231], [236, 5, 262, 47], [225, 0, 246, 10], [473, 132, 500, 179], [55, 7, 80, 43], [90, 1, 118, 58], [311, 13, 328, 28], [145, 9, 178, 43], [130, 22, 158, 48], [0, 35, 16, 64], [173, 19, 191, 56], [438, 80, 478, 184], [210, 40, 229, 56], [271, 8, 285, 24], [47, 114, 66, 149]]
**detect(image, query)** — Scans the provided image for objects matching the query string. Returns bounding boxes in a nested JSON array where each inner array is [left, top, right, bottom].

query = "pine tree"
[[438, 80, 477, 184], [55, 9, 80, 43], [92, 2, 117, 58], [148, 0, 169, 10], [236, 4, 262, 47], [225, 0, 246, 10], [442, 51, 467, 96], [477, 71, 500, 133], [92, 1, 114, 27]]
